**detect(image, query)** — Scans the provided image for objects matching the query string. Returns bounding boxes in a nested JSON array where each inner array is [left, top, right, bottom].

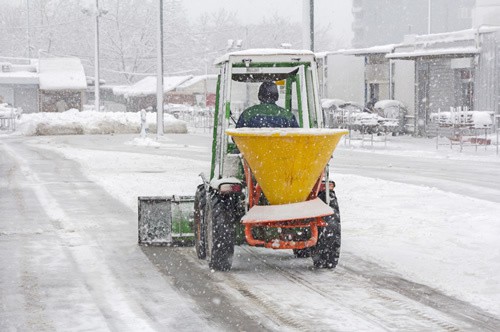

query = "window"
[[457, 69, 474, 108], [369, 83, 379, 103]]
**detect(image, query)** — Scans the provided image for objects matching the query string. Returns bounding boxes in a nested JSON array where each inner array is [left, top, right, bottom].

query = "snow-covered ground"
[[2, 111, 500, 327]]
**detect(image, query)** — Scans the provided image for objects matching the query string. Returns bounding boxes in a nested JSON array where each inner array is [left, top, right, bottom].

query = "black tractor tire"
[[311, 190, 341, 269], [293, 248, 311, 258], [205, 192, 236, 271], [194, 184, 207, 259]]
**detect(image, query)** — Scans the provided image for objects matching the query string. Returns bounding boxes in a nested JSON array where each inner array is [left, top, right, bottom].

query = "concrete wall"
[[393, 59, 416, 116], [475, 31, 499, 114], [326, 54, 365, 104], [0, 84, 38, 113], [39, 90, 83, 112], [352, 0, 474, 48], [427, 58, 457, 112], [473, 0, 500, 27]]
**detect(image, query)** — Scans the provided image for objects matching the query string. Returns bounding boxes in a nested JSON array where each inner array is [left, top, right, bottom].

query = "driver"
[[236, 81, 299, 128]]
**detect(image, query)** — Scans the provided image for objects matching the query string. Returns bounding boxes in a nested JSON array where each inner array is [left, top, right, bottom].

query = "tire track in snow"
[[233, 246, 498, 331], [221, 273, 311, 332], [341, 252, 500, 331], [227, 247, 392, 331]]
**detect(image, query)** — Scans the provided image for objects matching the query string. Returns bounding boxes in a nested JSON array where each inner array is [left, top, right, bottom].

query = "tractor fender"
[[210, 177, 243, 194]]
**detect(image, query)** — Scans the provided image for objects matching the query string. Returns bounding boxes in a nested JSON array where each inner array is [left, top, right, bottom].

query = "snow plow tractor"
[[193, 49, 348, 271]]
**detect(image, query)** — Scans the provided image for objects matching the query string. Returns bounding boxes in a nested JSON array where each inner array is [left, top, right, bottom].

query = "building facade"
[[352, 0, 475, 48], [0, 58, 87, 113], [388, 27, 500, 135]]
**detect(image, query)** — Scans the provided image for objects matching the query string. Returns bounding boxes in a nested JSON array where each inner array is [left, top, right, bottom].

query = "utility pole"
[[428, 0, 431, 34], [310, 0, 314, 51], [94, 0, 101, 112], [302, 0, 314, 51], [26, 0, 31, 58], [156, 0, 164, 137]]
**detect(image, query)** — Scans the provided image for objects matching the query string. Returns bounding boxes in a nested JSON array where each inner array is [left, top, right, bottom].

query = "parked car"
[[321, 98, 346, 128], [336, 101, 383, 134], [322, 99, 384, 134], [373, 100, 408, 135]]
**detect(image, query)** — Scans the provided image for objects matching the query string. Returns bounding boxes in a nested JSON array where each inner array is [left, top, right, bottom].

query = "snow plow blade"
[[138, 196, 195, 246]]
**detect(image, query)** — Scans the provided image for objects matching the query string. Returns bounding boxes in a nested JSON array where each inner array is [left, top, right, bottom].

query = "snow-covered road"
[[1, 139, 219, 331], [1, 133, 499, 331]]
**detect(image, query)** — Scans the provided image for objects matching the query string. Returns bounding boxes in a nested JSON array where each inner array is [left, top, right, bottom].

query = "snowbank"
[[14, 109, 187, 136]]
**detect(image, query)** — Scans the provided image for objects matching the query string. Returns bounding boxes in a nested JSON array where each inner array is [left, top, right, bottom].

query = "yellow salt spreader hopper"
[[227, 128, 347, 205]]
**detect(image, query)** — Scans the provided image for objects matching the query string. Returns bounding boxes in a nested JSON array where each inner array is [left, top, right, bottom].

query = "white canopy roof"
[[112, 75, 193, 97], [0, 62, 38, 85], [214, 48, 315, 65], [340, 44, 401, 56], [38, 58, 87, 91], [0, 71, 38, 85], [386, 47, 479, 59], [176, 75, 217, 89]]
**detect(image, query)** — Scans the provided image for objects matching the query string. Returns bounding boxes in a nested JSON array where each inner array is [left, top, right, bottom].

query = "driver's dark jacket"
[[236, 103, 299, 128]]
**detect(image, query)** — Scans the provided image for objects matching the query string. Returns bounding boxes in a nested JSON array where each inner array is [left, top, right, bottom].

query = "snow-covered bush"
[[15, 109, 187, 136]]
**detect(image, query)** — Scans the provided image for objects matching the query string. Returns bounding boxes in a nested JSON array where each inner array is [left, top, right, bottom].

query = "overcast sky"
[[183, 0, 353, 45], [5, 0, 354, 48]]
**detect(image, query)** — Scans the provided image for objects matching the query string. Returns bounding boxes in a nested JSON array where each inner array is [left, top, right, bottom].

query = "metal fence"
[[0, 105, 21, 131], [431, 107, 498, 153], [175, 110, 214, 132]]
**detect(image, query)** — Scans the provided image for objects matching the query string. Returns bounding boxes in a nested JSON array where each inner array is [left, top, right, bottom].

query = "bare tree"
[[0, 1, 344, 83]]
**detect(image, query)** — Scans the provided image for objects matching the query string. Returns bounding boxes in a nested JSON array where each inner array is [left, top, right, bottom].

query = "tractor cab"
[[209, 49, 325, 181]]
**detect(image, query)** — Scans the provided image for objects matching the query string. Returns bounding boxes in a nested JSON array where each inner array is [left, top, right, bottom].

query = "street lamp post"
[[428, 0, 432, 34], [156, 0, 164, 137], [302, 0, 314, 51], [94, 0, 101, 112], [82, 2, 106, 112], [26, 0, 31, 58]]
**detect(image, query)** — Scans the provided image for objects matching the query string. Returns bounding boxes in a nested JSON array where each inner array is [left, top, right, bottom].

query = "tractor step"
[[138, 195, 195, 246], [241, 198, 333, 224]]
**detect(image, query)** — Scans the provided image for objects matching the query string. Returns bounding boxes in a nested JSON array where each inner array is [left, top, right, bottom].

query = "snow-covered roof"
[[113, 75, 193, 97], [0, 62, 38, 85], [321, 26, 500, 61], [176, 75, 217, 89], [387, 47, 479, 59], [38, 57, 87, 90], [406, 26, 500, 46], [386, 27, 499, 60], [314, 51, 333, 59], [340, 44, 401, 56], [214, 48, 315, 65], [0, 70, 38, 85]]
